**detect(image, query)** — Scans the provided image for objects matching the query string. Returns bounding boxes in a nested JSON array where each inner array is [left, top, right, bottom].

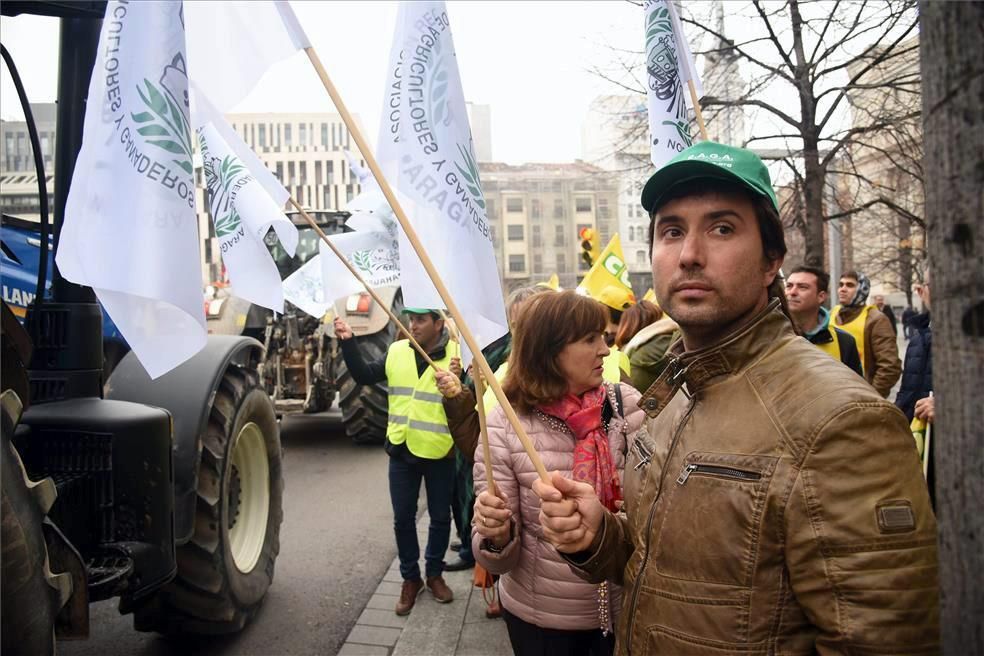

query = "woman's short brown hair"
[[502, 290, 608, 412], [614, 300, 663, 348]]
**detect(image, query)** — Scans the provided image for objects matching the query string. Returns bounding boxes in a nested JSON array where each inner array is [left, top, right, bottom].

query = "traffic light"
[[579, 227, 599, 268]]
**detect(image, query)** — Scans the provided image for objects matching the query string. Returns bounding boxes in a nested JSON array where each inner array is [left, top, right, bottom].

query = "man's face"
[[785, 271, 825, 314], [604, 321, 618, 347], [651, 191, 781, 343], [408, 314, 443, 348], [873, 294, 885, 309], [837, 276, 858, 305]]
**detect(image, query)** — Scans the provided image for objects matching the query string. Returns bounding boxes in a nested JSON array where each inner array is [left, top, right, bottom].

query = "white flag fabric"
[[196, 118, 297, 313], [282, 253, 331, 319], [319, 228, 401, 306], [645, 0, 703, 167], [377, 1, 507, 361], [184, 0, 309, 114], [57, 0, 205, 379]]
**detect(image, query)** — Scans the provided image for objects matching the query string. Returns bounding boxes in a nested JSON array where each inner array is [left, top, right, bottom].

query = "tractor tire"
[[134, 365, 283, 635], [335, 331, 390, 446], [1, 392, 71, 656]]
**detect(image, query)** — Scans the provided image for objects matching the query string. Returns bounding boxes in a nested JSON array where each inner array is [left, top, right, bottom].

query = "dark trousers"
[[502, 606, 615, 656], [388, 454, 455, 581], [450, 450, 475, 563]]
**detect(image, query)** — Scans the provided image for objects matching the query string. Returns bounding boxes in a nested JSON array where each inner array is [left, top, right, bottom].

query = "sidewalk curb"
[[338, 515, 510, 656]]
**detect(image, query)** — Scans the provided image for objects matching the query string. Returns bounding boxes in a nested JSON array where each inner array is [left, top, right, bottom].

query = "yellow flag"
[[578, 234, 636, 310], [536, 273, 561, 291]]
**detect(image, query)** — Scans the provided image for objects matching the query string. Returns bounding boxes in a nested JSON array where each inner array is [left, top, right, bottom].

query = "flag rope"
[[288, 197, 438, 370], [302, 46, 550, 483]]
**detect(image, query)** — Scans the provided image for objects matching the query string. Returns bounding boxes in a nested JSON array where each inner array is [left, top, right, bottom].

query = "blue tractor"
[[1, 213, 130, 379]]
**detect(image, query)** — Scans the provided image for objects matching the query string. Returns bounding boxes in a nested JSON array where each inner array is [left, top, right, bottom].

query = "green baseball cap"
[[402, 307, 441, 316], [641, 141, 778, 214]]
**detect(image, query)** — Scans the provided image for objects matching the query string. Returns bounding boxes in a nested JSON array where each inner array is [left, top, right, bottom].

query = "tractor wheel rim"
[[228, 421, 270, 574]]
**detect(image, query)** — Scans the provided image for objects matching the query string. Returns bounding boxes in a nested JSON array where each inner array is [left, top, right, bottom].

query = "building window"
[[508, 254, 525, 273], [533, 253, 542, 272], [553, 199, 564, 218], [296, 186, 304, 204], [554, 224, 565, 246], [346, 184, 354, 203], [258, 124, 266, 148], [506, 197, 523, 213], [491, 225, 498, 247], [315, 161, 322, 185], [531, 198, 541, 219], [327, 160, 334, 185], [556, 253, 567, 272], [5, 135, 14, 154], [552, 180, 562, 192], [576, 197, 592, 213], [288, 161, 296, 185], [17, 132, 26, 154], [507, 224, 524, 241], [636, 250, 648, 268], [276, 162, 284, 181], [284, 124, 292, 146], [486, 198, 497, 218], [40, 135, 50, 156], [299, 123, 307, 147], [299, 161, 307, 186], [321, 123, 329, 148], [332, 124, 337, 150], [532, 224, 542, 247], [323, 188, 332, 208], [598, 197, 609, 219]]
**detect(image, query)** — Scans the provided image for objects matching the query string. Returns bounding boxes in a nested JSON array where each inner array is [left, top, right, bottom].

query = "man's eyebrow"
[[655, 208, 744, 226]]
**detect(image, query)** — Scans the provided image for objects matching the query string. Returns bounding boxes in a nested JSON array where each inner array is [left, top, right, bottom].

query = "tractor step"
[[86, 547, 133, 602]]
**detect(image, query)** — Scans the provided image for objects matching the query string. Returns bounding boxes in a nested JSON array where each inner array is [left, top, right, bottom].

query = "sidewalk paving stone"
[[344, 625, 403, 648], [365, 593, 399, 612], [337, 644, 390, 656], [357, 608, 408, 630]]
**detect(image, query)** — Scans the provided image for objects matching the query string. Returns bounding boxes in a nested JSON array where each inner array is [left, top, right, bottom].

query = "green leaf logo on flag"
[[454, 143, 486, 210], [132, 78, 193, 175]]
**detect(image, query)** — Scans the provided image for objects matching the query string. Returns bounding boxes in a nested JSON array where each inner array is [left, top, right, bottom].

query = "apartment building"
[[479, 161, 619, 291]]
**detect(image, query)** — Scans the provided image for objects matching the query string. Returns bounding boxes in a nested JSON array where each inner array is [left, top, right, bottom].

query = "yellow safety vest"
[[481, 362, 510, 415], [385, 338, 460, 459], [602, 346, 631, 383], [832, 304, 872, 374], [815, 325, 842, 362]]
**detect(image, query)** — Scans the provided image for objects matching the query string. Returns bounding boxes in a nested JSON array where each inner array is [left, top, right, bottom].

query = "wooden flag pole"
[[288, 197, 438, 371], [687, 79, 709, 141], [472, 369, 496, 494], [302, 46, 550, 483]]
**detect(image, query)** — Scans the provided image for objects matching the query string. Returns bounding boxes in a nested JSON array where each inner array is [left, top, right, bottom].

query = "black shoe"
[[450, 541, 462, 552], [443, 556, 475, 572]]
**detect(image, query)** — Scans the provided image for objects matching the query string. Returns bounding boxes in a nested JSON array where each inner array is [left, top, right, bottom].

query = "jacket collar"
[[637, 299, 794, 418]]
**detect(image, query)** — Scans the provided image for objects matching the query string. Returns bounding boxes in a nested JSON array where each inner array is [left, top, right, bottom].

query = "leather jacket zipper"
[[677, 463, 762, 485], [624, 395, 697, 656], [632, 437, 654, 470]]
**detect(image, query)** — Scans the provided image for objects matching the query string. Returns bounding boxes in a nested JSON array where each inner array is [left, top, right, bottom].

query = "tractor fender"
[[105, 336, 264, 544]]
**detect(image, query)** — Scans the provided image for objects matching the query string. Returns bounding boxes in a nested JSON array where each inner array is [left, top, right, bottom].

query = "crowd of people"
[[333, 139, 939, 655]]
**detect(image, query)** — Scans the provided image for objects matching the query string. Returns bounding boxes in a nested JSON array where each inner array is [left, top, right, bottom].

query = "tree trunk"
[[920, 2, 984, 653]]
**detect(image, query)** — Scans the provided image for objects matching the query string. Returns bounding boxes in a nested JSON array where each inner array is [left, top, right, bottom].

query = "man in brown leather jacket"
[[533, 141, 940, 655]]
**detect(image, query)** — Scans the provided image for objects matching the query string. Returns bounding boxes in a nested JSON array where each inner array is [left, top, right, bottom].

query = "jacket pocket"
[[653, 451, 778, 587]]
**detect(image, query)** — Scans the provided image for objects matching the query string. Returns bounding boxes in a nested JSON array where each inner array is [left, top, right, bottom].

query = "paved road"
[[60, 412, 395, 656]]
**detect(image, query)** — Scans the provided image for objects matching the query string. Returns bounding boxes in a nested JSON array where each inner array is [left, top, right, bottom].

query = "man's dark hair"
[[841, 270, 860, 282], [647, 178, 786, 264], [789, 265, 830, 293]]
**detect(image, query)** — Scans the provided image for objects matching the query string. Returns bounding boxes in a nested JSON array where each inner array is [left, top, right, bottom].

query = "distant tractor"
[[205, 209, 401, 445]]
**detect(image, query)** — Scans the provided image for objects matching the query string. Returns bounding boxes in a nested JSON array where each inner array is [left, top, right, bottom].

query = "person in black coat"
[[873, 294, 898, 337]]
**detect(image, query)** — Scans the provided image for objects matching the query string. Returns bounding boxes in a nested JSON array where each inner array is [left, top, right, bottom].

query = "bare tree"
[[920, 2, 984, 653], [592, 0, 921, 275]]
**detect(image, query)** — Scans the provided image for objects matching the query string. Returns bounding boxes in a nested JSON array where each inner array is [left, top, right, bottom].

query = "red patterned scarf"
[[538, 386, 622, 512]]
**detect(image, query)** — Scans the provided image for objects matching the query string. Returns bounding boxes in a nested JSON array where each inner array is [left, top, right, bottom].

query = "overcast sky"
[[1, 1, 647, 164]]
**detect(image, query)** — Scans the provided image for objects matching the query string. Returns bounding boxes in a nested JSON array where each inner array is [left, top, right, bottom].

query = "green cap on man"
[[402, 307, 442, 318], [641, 141, 778, 215]]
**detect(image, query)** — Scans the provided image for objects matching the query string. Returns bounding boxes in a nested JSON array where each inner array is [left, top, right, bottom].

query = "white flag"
[[282, 253, 331, 319], [196, 129, 296, 313], [184, 0, 309, 113], [319, 228, 401, 305], [377, 2, 507, 361], [56, 0, 204, 379], [645, 0, 703, 167]]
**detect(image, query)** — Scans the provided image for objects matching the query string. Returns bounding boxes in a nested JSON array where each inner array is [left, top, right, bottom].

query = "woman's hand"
[[434, 369, 462, 399], [474, 489, 512, 548]]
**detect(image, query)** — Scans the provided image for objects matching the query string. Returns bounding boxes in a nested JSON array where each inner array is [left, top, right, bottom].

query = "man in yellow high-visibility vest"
[[335, 308, 458, 616], [785, 266, 863, 377], [832, 270, 901, 397]]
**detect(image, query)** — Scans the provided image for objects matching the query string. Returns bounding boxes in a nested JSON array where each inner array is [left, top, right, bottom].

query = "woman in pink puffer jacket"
[[472, 291, 645, 656]]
